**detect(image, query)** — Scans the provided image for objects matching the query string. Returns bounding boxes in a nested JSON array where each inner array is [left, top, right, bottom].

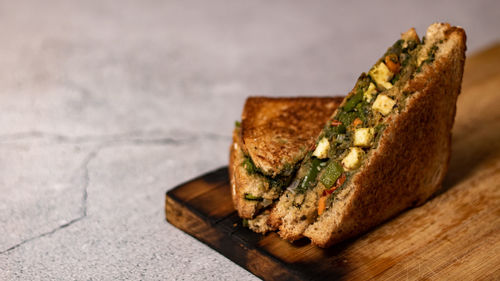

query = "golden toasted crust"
[[304, 23, 466, 247], [242, 97, 342, 177], [229, 127, 260, 218], [230, 97, 342, 218]]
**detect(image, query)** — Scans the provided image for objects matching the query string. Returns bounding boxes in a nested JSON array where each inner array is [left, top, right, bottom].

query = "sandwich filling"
[[240, 152, 295, 205], [287, 28, 437, 215]]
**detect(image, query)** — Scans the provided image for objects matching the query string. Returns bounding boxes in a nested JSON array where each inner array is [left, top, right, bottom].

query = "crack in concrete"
[[0, 147, 100, 254], [0, 131, 231, 254], [0, 130, 133, 144], [0, 130, 230, 145], [0, 216, 86, 254], [122, 133, 230, 146], [79, 148, 101, 217]]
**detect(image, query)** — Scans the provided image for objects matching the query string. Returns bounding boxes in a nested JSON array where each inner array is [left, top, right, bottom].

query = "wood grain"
[[165, 44, 500, 281]]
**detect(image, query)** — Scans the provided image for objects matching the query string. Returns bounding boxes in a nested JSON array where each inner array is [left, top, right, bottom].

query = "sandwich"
[[267, 23, 466, 247], [229, 97, 343, 232]]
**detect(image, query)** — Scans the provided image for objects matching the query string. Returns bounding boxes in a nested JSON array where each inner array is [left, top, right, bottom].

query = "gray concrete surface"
[[0, 0, 498, 280]]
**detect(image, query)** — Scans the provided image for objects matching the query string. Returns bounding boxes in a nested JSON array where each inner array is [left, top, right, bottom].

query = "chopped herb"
[[324, 124, 346, 139], [343, 90, 364, 112], [374, 123, 386, 133], [242, 219, 249, 227], [392, 71, 403, 84], [336, 132, 351, 150], [405, 40, 418, 51], [384, 39, 404, 57], [280, 163, 294, 177], [355, 103, 367, 124], [297, 157, 322, 193], [426, 45, 439, 63], [244, 193, 263, 201], [336, 124, 347, 134], [235, 120, 241, 127], [324, 173, 352, 206], [356, 75, 372, 90], [320, 161, 343, 188], [337, 111, 357, 126], [400, 53, 410, 67], [242, 156, 258, 174]]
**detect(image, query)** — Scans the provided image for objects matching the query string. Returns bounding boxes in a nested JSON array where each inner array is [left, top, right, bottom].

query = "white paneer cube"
[[417, 47, 428, 66], [363, 82, 377, 102], [353, 128, 375, 147], [342, 147, 365, 170], [312, 137, 330, 159], [372, 94, 396, 116], [369, 62, 393, 89]]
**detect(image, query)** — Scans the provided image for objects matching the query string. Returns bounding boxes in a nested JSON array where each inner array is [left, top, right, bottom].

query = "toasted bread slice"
[[241, 97, 341, 177], [229, 97, 342, 219], [269, 23, 466, 245]]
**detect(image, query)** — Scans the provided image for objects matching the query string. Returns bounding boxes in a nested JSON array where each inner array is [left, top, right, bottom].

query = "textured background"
[[0, 0, 499, 280]]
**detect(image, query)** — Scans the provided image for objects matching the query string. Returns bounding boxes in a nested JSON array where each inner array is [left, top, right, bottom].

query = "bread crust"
[[229, 127, 260, 218], [304, 24, 466, 247]]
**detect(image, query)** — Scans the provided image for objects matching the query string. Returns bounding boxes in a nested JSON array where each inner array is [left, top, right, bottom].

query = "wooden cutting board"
[[165, 44, 500, 281]]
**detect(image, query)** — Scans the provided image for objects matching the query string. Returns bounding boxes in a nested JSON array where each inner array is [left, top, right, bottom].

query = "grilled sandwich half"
[[229, 97, 343, 231], [267, 23, 466, 247]]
